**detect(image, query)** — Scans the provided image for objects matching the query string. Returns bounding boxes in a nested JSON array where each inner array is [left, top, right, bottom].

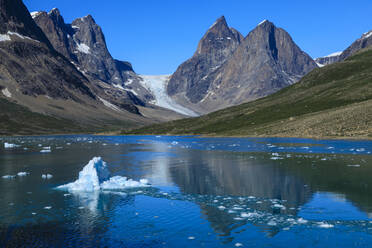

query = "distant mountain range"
[[0, 0, 371, 136]]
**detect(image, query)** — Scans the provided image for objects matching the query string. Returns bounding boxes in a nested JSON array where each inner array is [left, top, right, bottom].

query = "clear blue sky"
[[24, 0, 372, 75]]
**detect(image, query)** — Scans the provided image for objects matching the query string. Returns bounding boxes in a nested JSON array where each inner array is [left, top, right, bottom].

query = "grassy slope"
[[127, 49, 372, 139], [0, 98, 135, 135]]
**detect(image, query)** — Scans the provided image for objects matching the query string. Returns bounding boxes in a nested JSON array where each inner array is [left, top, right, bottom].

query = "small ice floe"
[[31, 212, 37, 215], [66, 143, 71, 145], [267, 220, 277, 226], [317, 222, 334, 228], [270, 156, 283, 160], [57, 157, 150, 192], [297, 218, 308, 224], [188, 236, 195, 240], [241, 212, 260, 218], [38, 144, 42, 147], [171, 141, 178, 145], [63, 194, 71, 197], [4, 142, 20, 148], [17, 172, 29, 177], [235, 243, 243, 247], [347, 164, 361, 167], [273, 203, 286, 210], [42, 174, 53, 179], [356, 148, 365, 152], [40, 149, 51, 153], [44, 206, 52, 210], [218, 206, 226, 210], [2, 175, 16, 179]]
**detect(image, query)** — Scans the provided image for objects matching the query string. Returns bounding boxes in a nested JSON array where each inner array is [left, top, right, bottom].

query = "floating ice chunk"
[[267, 220, 277, 226], [44, 206, 52, 210], [297, 218, 308, 224], [241, 212, 260, 218], [273, 203, 286, 209], [188, 236, 195, 240], [40, 149, 51, 153], [235, 243, 243, 247], [318, 222, 334, 228], [4, 143, 19, 148], [2, 175, 16, 179], [271, 157, 283, 160], [100, 176, 149, 190], [17, 172, 29, 177], [218, 206, 226, 210], [42, 174, 53, 179], [347, 164, 360, 167], [57, 157, 149, 192]]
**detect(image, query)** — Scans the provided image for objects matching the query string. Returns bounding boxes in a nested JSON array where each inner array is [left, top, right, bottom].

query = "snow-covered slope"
[[139, 75, 198, 116]]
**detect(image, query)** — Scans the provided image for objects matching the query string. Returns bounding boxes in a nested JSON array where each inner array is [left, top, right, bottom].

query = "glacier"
[[57, 157, 149, 192], [139, 75, 198, 116]]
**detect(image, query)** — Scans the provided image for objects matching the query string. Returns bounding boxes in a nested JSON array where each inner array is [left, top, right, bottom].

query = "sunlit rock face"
[[167, 18, 317, 114]]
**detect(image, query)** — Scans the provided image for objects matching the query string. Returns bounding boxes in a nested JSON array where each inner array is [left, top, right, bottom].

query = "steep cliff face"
[[167, 16, 243, 104], [167, 19, 317, 114], [33, 8, 154, 107], [0, 0, 94, 101]]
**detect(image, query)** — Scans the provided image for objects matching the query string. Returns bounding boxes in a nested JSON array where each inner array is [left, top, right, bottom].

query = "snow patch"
[[324, 51, 342, 58], [316, 62, 325, 68], [363, 31, 372, 39], [7, 32, 39, 42], [98, 97, 122, 112], [258, 19, 268, 26], [30, 11, 42, 18], [0, 34, 11, 42], [76, 43, 91, 54], [139, 75, 198, 116], [57, 157, 149, 192]]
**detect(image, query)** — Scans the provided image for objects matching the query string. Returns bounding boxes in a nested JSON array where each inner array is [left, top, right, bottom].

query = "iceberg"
[[57, 157, 149, 192], [42, 174, 53, 179], [4, 142, 19, 148]]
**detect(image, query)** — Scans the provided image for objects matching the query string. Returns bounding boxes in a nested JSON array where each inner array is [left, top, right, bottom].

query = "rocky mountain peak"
[[0, 0, 52, 46], [168, 16, 243, 102], [195, 15, 241, 55]]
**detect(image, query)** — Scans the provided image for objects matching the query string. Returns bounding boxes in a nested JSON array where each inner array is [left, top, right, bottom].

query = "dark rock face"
[[0, 0, 94, 101], [33, 9, 135, 86], [167, 16, 242, 103], [168, 19, 317, 113], [32, 8, 154, 112], [339, 30, 372, 60]]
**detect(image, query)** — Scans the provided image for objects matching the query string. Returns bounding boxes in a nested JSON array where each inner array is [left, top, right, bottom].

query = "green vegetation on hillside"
[[126, 49, 372, 139]]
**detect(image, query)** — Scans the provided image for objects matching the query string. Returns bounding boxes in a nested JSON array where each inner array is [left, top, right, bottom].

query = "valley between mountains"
[[0, 0, 371, 139]]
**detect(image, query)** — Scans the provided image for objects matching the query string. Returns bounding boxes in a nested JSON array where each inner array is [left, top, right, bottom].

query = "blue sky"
[[24, 0, 372, 75]]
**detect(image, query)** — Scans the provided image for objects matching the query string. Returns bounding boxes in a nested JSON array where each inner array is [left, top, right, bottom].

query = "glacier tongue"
[[139, 75, 198, 117], [57, 157, 149, 192]]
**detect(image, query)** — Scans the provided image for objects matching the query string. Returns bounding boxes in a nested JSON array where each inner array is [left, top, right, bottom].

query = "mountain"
[[339, 30, 372, 60], [0, 0, 185, 135], [167, 16, 242, 107], [315, 51, 342, 67], [167, 18, 317, 114], [32, 8, 154, 108], [127, 48, 372, 139], [315, 30, 372, 66]]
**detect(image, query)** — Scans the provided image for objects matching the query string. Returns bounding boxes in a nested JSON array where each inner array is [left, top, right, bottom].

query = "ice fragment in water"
[[42, 174, 53, 179], [57, 157, 149, 192]]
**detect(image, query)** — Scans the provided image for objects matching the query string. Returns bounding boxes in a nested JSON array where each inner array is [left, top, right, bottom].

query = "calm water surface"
[[0, 135, 372, 247]]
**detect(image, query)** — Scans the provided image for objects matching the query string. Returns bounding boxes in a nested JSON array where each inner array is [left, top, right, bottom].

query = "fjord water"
[[0, 136, 372, 247]]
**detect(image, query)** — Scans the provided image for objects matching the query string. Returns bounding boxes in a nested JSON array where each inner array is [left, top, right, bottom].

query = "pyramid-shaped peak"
[[209, 16, 228, 30], [48, 8, 60, 16]]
